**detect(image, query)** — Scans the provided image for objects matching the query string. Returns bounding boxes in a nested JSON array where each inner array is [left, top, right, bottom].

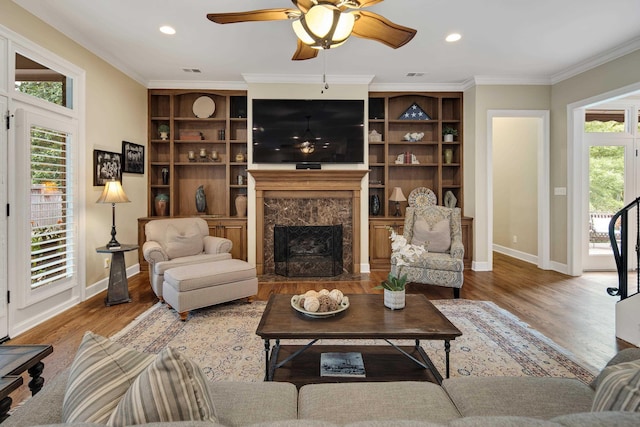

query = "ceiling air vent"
[[182, 68, 202, 73], [406, 72, 425, 77]]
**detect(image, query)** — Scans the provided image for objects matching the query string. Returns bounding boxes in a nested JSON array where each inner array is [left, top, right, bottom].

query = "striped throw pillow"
[[62, 331, 155, 424], [592, 361, 640, 412], [107, 347, 218, 426]]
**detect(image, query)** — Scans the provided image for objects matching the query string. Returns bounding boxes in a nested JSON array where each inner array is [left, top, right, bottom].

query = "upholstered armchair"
[[143, 217, 232, 300], [391, 206, 464, 298]]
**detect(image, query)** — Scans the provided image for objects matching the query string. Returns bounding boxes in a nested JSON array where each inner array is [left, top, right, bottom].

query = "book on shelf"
[[320, 352, 366, 377]]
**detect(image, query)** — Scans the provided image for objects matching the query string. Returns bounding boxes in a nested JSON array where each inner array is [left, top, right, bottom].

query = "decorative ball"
[[303, 296, 320, 312], [329, 289, 344, 303], [304, 290, 319, 298], [318, 289, 330, 296]]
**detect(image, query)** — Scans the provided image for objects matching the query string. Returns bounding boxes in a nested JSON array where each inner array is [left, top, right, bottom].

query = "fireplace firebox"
[[274, 225, 343, 277]]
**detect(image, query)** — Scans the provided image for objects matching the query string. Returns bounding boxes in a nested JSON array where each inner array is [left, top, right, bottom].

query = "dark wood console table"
[[0, 344, 53, 422]]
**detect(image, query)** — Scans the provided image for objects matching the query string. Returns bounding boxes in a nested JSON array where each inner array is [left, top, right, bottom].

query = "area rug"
[[111, 299, 598, 385]]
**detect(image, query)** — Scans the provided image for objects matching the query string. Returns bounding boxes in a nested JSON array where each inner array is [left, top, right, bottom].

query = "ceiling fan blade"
[[292, 40, 319, 61], [292, 0, 316, 13], [351, 11, 416, 49], [207, 9, 295, 24], [355, 0, 385, 8]]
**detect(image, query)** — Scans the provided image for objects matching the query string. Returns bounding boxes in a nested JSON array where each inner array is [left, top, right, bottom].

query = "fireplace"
[[274, 225, 343, 277], [249, 170, 368, 275]]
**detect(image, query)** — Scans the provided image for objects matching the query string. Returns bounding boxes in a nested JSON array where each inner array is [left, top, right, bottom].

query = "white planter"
[[444, 134, 454, 142], [384, 289, 406, 310]]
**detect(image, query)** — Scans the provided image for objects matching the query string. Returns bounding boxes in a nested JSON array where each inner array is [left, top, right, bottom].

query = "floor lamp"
[[96, 179, 130, 249], [389, 187, 406, 217]]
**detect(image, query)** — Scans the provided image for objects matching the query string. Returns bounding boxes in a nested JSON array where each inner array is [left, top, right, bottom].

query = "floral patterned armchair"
[[390, 205, 464, 298]]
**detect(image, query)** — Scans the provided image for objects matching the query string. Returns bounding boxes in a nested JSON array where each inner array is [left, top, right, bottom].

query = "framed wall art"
[[94, 149, 122, 186], [122, 140, 145, 174]]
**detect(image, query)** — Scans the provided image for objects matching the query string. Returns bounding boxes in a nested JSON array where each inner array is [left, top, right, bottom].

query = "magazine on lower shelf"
[[320, 352, 366, 377]]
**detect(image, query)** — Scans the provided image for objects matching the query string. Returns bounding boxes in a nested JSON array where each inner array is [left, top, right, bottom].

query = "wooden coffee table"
[[256, 294, 461, 387]]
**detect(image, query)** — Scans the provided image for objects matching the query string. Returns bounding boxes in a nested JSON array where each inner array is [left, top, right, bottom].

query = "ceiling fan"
[[207, 0, 417, 61]]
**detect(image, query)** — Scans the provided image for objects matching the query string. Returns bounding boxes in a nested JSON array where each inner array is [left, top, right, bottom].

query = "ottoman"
[[163, 259, 258, 320]]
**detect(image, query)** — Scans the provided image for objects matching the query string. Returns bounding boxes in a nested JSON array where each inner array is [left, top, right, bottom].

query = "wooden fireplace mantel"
[[249, 170, 368, 275]]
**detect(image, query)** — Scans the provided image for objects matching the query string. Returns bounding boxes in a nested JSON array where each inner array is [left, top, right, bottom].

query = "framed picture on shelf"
[[122, 141, 145, 174], [93, 149, 122, 186]]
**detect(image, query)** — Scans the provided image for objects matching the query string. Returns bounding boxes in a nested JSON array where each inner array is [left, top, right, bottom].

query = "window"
[[30, 126, 75, 289], [584, 109, 625, 133], [14, 53, 73, 109]]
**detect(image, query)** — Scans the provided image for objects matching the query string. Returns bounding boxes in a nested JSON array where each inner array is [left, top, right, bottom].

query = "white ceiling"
[[13, 0, 640, 89]]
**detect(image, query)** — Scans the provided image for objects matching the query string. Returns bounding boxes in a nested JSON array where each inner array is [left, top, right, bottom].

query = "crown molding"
[[242, 73, 374, 85], [551, 36, 640, 84], [368, 82, 465, 92], [147, 80, 248, 90]]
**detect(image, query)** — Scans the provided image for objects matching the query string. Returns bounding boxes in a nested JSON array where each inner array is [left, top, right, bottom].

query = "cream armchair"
[[391, 206, 464, 298], [143, 217, 232, 300]]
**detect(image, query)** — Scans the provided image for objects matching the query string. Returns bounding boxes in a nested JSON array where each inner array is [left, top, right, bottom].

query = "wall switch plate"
[[554, 187, 567, 196]]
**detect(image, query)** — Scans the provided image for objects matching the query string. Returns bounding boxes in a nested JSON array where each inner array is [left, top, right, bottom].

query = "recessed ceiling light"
[[446, 33, 462, 42], [160, 26, 176, 35]]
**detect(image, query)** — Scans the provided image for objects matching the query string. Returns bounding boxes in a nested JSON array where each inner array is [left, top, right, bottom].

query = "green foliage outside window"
[[15, 81, 64, 106], [589, 146, 624, 213]]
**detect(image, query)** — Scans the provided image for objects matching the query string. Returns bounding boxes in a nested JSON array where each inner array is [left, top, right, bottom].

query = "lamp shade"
[[389, 187, 407, 202], [292, 4, 355, 49], [96, 179, 130, 204]]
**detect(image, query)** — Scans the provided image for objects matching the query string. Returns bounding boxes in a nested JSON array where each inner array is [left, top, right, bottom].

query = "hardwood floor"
[[5, 252, 635, 408]]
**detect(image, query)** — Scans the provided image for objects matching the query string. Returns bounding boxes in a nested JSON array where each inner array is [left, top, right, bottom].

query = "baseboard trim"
[[85, 263, 140, 300]]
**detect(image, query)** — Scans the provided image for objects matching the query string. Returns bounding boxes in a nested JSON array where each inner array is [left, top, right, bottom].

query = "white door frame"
[[0, 97, 8, 340], [485, 110, 551, 270], [567, 82, 640, 276]]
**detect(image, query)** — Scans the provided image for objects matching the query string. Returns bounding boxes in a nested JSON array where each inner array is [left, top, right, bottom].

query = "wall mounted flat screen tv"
[[252, 99, 365, 164]]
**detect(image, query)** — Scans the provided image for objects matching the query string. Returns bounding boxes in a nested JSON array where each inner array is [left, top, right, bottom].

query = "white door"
[[0, 97, 8, 340]]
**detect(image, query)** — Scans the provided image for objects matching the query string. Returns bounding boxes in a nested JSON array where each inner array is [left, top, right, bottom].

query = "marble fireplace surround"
[[249, 170, 367, 276]]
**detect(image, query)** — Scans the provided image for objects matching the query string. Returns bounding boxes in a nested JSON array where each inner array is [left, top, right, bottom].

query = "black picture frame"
[[122, 141, 145, 174], [94, 149, 122, 186]]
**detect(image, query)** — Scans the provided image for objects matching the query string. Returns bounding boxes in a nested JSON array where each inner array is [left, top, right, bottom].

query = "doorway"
[[486, 110, 550, 270]]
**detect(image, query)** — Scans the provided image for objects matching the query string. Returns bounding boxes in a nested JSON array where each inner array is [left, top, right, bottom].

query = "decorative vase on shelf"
[[370, 194, 381, 216], [384, 289, 406, 310], [444, 148, 453, 164], [235, 194, 248, 217], [161, 167, 169, 185], [154, 194, 169, 217], [195, 185, 207, 214]]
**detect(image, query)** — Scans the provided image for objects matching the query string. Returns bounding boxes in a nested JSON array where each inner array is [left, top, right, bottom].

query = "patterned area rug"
[[112, 299, 598, 385]]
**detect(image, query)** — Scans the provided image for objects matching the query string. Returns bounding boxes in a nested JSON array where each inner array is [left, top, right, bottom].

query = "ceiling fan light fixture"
[[292, 4, 355, 49]]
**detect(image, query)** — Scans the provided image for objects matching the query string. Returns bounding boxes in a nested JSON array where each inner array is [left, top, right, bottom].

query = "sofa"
[[5, 340, 640, 427]]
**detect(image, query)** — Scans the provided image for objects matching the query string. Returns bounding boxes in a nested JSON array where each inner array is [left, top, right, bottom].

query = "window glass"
[[14, 53, 73, 109], [585, 109, 625, 133]]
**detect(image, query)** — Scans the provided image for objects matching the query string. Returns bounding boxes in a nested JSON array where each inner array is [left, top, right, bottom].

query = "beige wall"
[[1, 2, 147, 289], [493, 117, 538, 255]]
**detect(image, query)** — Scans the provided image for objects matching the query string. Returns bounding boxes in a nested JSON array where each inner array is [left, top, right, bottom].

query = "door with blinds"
[[10, 107, 78, 333]]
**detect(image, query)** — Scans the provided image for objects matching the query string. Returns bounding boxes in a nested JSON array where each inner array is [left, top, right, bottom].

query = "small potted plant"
[[443, 126, 458, 142], [158, 124, 170, 141], [375, 272, 409, 310]]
